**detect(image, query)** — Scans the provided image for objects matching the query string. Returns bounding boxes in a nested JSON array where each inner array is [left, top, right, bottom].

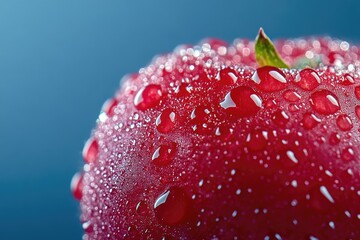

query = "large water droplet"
[[82, 137, 99, 163], [136, 200, 149, 216], [156, 109, 176, 134], [309, 90, 340, 115], [283, 90, 301, 102], [336, 114, 353, 131], [288, 103, 300, 112], [220, 86, 262, 117], [355, 86, 360, 100], [272, 110, 290, 127], [151, 143, 176, 166], [134, 84, 162, 111], [341, 147, 354, 161], [329, 132, 340, 145], [251, 66, 287, 92], [82, 220, 94, 233], [301, 113, 321, 130], [216, 67, 238, 85], [294, 69, 321, 91], [70, 172, 84, 201], [154, 187, 190, 226], [101, 98, 118, 116], [341, 74, 355, 85], [355, 106, 360, 119]]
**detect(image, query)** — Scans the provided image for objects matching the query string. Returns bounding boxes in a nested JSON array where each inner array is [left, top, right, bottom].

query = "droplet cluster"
[[73, 36, 360, 239]]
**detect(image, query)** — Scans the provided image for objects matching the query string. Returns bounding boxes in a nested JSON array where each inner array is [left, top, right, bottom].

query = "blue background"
[[0, 0, 358, 239]]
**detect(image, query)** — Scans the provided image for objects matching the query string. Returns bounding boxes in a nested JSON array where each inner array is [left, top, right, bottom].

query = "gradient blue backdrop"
[[0, 0, 359, 239]]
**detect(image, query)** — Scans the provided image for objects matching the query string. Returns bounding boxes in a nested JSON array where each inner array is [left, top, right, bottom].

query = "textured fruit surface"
[[74, 35, 360, 239]]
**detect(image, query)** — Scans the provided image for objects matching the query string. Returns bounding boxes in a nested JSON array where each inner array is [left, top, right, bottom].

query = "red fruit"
[[74, 30, 360, 239]]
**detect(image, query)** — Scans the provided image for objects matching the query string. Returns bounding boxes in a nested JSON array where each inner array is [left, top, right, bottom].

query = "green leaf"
[[255, 28, 289, 68]]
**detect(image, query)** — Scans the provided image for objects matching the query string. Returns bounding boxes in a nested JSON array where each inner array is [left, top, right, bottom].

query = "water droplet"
[[355, 106, 360, 119], [220, 86, 262, 117], [355, 86, 360, 100], [286, 150, 299, 164], [246, 130, 267, 151], [154, 187, 191, 226], [264, 98, 277, 108], [82, 137, 99, 163], [309, 90, 340, 115], [341, 74, 355, 85], [136, 200, 149, 216], [101, 98, 118, 116], [134, 84, 162, 111], [70, 172, 84, 200], [175, 83, 192, 97], [341, 147, 354, 161], [272, 110, 289, 127], [310, 186, 335, 212], [295, 69, 321, 91], [152, 143, 176, 166], [82, 220, 94, 233], [214, 125, 233, 139], [283, 90, 301, 102], [319, 186, 335, 203], [216, 67, 238, 84], [190, 106, 213, 135], [156, 109, 176, 134], [336, 114, 353, 131], [301, 113, 321, 129], [288, 103, 300, 112], [329, 132, 340, 145], [264, 232, 283, 240], [251, 66, 287, 92]]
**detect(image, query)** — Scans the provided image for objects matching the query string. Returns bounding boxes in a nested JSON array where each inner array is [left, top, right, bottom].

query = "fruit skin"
[[75, 36, 360, 239]]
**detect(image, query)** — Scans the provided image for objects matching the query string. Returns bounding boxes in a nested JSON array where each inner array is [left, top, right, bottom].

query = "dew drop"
[[151, 143, 176, 166], [190, 106, 213, 135], [134, 84, 162, 111], [329, 132, 340, 145], [336, 114, 353, 131], [310, 186, 335, 212], [70, 172, 84, 201], [215, 125, 233, 139], [355, 86, 360, 100], [154, 187, 190, 226], [288, 103, 300, 112], [355, 106, 360, 119], [101, 98, 118, 117], [82, 137, 99, 163], [301, 113, 321, 130], [251, 66, 287, 92], [175, 83, 192, 97], [283, 90, 301, 102], [136, 200, 149, 216], [341, 147, 354, 161], [220, 86, 262, 117], [295, 69, 321, 91], [320, 186, 335, 203], [286, 150, 299, 164], [156, 109, 176, 134], [309, 90, 340, 115], [82, 220, 94, 233], [341, 74, 355, 85], [216, 67, 238, 84], [272, 110, 290, 127]]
